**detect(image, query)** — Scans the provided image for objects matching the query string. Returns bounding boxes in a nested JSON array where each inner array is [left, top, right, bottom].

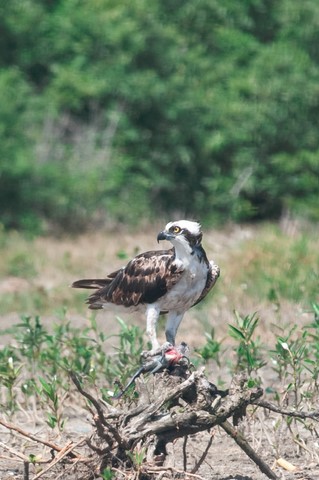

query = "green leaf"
[[228, 325, 246, 340]]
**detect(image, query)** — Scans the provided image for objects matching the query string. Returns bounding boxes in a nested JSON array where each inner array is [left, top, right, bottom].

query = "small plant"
[[126, 445, 146, 475], [228, 311, 266, 382], [38, 376, 65, 431], [0, 313, 147, 413], [15, 315, 48, 370], [271, 325, 310, 408], [101, 467, 115, 480], [303, 303, 319, 390], [0, 349, 23, 415], [195, 327, 223, 366], [102, 317, 145, 391]]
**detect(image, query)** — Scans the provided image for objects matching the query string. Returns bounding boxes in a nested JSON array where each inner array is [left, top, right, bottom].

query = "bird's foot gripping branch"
[[70, 368, 279, 480]]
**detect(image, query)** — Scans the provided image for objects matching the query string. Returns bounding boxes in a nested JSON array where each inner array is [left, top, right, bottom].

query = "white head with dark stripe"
[[157, 220, 203, 254]]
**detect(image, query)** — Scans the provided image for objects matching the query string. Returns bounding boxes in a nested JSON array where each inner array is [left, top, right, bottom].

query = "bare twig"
[[147, 465, 205, 479], [0, 418, 77, 458], [0, 419, 91, 480], [254, 399, 319, 420], [182, 435, 188, 471], [0, 441, 30, 462], [132, 371, 198, 428], [0, 442, 52, 465], [69, 371, 124, 447], [55, 458, 81, 480], [23, 461, 29, 480], [292, 436, 315, 455], [69, 372, 107, 424], [32, 438, 86, 480], [191, 432, 214, 474]]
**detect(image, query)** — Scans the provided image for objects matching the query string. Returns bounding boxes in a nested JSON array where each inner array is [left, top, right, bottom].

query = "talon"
[[141, 347, 162, 359], [141, 342, 173, 360]]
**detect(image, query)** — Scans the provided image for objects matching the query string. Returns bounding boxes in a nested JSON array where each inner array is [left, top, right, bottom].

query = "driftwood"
[[71, 368, 279, 479]]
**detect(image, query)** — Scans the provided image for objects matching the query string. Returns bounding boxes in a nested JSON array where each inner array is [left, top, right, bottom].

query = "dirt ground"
[[1, 403, 319, 479]]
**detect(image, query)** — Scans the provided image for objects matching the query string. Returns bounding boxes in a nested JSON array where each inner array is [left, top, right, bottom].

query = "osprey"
[[72, 220, 220, 350]]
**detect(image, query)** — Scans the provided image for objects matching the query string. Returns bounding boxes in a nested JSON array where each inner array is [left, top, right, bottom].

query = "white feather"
[[165, 220, 201, 236]]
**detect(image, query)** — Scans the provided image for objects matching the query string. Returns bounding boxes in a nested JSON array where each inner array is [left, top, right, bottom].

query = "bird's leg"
[[165, 312, 184, 346], [145, 305, 161, 353]]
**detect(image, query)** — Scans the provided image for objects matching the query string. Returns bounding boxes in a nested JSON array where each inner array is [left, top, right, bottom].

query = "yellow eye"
[[173, 226, 181, 234]]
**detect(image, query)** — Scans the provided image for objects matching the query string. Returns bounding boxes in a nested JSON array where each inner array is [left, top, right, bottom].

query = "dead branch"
[[0, 418, 77, 458], [220, 420, 277, 480], [120, 370, 263, 445], [191, 431, 214, 474], [55, 458, 82, 480], [2, 367, 316, 479], [0, 441, 30, 463], [32, 439, 86, 480], [146, 466, 206, 479], [182, 435, 188, 471], [253, 398, 319, 420], [0, 417, 92, 480], [72, 367, 280, 480], [69, 371, 124, 447]]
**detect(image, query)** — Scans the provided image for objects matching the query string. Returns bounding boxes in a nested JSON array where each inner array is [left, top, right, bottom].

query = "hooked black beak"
[[157, 230, 173, 243], [157, 231, 167, 243]]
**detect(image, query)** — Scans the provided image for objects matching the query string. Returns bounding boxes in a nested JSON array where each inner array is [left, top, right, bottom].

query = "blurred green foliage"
[[1, 0, 319, 232]]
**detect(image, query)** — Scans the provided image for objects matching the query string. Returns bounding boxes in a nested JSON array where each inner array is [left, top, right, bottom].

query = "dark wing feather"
[[72, 249, 183, 310], [72, 273, 117, 290], [192, 262, 220, 307]]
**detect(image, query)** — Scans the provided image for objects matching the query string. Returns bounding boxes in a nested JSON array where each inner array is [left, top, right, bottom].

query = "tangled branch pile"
[[71, 368, 278, 480]]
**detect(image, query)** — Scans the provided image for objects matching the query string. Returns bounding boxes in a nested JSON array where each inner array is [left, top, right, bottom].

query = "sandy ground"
[[1, 408, 319, 479]]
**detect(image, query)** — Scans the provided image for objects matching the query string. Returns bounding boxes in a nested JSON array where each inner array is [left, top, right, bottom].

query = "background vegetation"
[[1, 0, 319, 233]]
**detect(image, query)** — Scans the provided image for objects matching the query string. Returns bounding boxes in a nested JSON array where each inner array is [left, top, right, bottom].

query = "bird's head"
[[157, 220, 203, 250]]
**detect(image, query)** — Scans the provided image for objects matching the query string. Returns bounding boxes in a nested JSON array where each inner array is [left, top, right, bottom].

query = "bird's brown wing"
[[192, 262, 220, 308], [72, 271, 118, 290], [72, 249, 184, 309]]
